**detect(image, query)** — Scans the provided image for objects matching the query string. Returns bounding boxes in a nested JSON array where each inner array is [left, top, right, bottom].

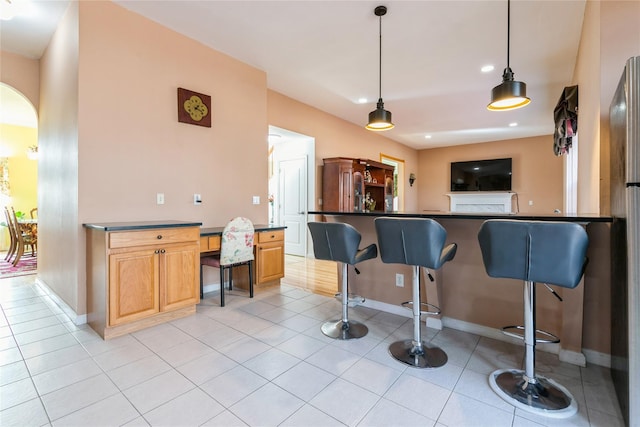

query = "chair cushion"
[[201, 255, 221, 268]]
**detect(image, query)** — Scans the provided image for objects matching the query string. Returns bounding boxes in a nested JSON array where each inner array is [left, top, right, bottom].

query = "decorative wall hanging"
[[553, 85, 578, 156], [177, 87, 211, 127]]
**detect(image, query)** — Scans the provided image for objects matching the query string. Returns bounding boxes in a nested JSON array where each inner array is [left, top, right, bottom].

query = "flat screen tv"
[[450, 158, 512, 192]]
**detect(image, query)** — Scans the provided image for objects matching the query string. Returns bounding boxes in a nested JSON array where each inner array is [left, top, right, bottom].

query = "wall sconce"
[[409, 173, 416, 187], [26, 145, 38, 160]]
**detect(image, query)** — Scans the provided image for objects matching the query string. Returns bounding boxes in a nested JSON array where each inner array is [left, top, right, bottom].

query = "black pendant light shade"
[[366, 5, 394, 131], [487, 0, 530, 111], [367, 99, 393, 131]]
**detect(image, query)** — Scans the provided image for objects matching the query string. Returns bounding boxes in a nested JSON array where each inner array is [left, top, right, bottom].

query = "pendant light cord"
[[506, 0, 510, 70], [378, 12, 382, 101]]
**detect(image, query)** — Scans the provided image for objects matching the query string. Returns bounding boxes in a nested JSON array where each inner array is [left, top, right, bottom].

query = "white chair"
[[200, 217, 254, 306]]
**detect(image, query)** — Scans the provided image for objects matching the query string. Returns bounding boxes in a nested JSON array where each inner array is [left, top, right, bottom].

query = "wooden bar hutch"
[[322, 157, 394, 213]]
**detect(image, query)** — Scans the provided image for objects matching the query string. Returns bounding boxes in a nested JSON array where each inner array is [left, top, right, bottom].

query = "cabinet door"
[[160, 243, 200, 311], [256, 241, 285, 284], [339, 167, 353, 212], [109, 248, 159, 326]]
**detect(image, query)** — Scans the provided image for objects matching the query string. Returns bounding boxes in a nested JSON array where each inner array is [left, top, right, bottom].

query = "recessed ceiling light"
[[481, 65, 495, 73], [509, 122, 518, 127], [358, 97, 368, 104], [424, 135, 432, 139]]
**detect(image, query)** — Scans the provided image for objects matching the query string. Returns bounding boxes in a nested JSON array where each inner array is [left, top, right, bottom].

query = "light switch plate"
[[157, 193, 165, 205], [252, 196, 260, 205], [194, 193, 202, 205]]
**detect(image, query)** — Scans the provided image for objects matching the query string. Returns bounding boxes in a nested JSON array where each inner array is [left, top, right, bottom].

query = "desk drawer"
[[200, 235, 221, 252], [109, 227, 200, 249], [256, 230, 284, 243]]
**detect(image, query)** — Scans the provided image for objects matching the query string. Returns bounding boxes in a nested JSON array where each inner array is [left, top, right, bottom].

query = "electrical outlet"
[[252, 196, 260, 205], [529, 200, 534, 206], [194, 193, 202, 205], [156, 193, 164, 205], [395, 273, 404, 287]]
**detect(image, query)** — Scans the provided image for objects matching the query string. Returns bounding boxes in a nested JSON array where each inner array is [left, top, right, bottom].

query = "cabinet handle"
[[154, 250, 160, 254], [157, 235, 163, 239], [161, 249, 166, 253]]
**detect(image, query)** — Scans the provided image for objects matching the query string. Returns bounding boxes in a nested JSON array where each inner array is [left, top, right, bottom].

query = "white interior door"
[[279, 157, 307, 256]]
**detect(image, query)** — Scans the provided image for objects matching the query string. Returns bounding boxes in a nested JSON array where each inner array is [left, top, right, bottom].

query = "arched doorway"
[[0, 83, 38, 252]]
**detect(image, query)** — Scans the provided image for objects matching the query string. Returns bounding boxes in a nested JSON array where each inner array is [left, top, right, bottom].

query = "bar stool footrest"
[[501, 325, 560, 344], [334, 293, 366, 306], [321, 319, 368, 340], [401, 301, 441, 317], [388, 339, 447, 369], [489, 368, 578, 419]]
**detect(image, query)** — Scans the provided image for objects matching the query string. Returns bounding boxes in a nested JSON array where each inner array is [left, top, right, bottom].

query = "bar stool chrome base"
[[389, 339, 448, 368], [321, 320, 368, 340], [489, 369, 578, 419]]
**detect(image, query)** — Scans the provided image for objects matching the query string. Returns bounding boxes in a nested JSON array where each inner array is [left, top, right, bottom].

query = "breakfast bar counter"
[[308, 210, 612, 365]]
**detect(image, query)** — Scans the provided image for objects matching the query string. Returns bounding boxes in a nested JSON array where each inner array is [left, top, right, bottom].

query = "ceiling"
[[0, 0, 586, 150]]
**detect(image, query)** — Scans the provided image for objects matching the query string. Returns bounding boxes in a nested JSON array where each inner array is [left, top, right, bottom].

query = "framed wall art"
[[177, 87, 211, 127]]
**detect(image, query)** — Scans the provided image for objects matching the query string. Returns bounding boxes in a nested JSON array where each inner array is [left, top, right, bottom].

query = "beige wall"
[[38, 1, 80, 313], [267, 90, 419, 213], [417, 135, 563, 214], [571, 0, 640, 353], [0, 51, 40, 108]]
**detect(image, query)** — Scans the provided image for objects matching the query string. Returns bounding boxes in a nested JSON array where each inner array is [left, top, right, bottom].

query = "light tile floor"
[[0, 274, 625, 426]]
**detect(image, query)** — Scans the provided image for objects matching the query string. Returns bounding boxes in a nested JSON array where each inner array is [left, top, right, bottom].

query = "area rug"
[[0, 255, 37, 278]]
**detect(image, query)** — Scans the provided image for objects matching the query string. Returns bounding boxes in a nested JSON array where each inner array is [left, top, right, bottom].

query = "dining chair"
[[200, 217, 255, 306], [10, 207, 37, 266], [3, 207, 18, 262]]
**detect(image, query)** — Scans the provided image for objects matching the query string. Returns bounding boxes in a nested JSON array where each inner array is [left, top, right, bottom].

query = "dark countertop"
[[84, 221, 286, 234], [200, 224, 286, 236], [83, 220, 203, 231], [308, 210, 613, 223]]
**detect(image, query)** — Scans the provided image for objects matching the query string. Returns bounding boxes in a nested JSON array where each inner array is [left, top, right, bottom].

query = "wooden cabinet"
[[322, 157, 394, 212], [199, 228, 285, 291], [86, 224, 200, 339], [255, 229, 285, 284]]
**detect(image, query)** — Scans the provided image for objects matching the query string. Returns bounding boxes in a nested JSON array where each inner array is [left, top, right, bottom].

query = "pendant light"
[[366, 5, 394, 131], [487, 0, 531, 111]]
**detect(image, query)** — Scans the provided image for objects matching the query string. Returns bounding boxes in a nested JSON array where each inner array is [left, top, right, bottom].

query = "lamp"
[[487, 0, 530, 111], [366, 5, 394, 131], [409, 173, 416, 187]]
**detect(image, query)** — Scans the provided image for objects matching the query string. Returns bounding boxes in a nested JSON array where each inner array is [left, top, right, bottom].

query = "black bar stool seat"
[[308, 222, 378, 340], [375, 217, 457, 369], [478, 219, 588, 419]]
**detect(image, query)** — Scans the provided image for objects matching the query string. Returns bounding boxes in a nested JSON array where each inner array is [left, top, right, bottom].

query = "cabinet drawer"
[[109, 227, 200, 249], [256, 230, 284, 243], [200, 235, 221, 252]]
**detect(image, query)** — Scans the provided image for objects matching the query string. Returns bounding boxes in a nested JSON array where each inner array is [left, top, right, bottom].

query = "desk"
[[309, 210, 612, 366], [200, 224, 286, 288]]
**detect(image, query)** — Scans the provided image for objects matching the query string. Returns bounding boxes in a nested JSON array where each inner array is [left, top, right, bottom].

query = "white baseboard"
[[582, 348, 611, 368], [359, 299, 611, 368], [35, 278, 86, 326], [361, 298, 412, 319]]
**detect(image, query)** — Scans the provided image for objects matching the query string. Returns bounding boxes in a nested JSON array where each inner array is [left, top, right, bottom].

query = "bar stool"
[[374, 217, 457, 368], [477, 219, 588, 418], [308, 222, 378, 340]]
